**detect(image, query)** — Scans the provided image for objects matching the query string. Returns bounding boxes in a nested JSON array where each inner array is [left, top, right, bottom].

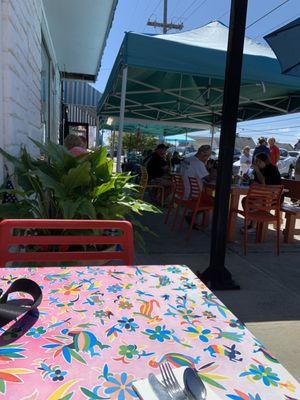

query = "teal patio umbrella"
[[264, 17, 300, 77]]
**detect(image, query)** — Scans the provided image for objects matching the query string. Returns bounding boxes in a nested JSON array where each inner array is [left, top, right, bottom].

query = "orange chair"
[[139, 166, 165, 207], [164, 174, 186, 230], [0, 219, 134, 266], [179, 177, 214, 240], [237, 184, 284, 256]]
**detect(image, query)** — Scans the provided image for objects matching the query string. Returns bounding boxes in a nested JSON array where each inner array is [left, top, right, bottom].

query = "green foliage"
[[0, 140, 159, 243], [111, 132, 158, 152]]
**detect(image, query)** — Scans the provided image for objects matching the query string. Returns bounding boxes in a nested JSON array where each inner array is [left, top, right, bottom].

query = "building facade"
[[0, 0, 117, 176]]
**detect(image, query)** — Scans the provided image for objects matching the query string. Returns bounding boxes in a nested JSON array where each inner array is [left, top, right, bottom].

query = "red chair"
[[237, 184, 284, 255], [164, 174, 186, 230], [179, 177, 214, 240], [0, 219, 134, 266]]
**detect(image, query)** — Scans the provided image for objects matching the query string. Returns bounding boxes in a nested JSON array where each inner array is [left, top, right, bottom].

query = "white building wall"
[[0, 0, 61, 168]]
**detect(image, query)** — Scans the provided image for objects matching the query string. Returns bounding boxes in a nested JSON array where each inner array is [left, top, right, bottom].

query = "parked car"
[[233, 148, 296, 178], [277, 148, 296, 177], [288, 150, 300, 159]]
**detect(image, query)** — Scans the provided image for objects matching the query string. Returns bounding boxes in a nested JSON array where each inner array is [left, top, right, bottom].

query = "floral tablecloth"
[[0, 265, 299, 400]]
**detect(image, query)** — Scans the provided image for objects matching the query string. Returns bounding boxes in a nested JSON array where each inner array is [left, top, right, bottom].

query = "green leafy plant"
[[0, 139, 159, 247]]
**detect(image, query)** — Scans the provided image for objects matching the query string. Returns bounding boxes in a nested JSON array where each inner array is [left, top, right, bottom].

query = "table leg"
[[227, 193, 239, 242], [284, 214, 296, 243]]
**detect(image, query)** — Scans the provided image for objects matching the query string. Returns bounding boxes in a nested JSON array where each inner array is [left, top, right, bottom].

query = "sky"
[[94, 0, 300, 146]]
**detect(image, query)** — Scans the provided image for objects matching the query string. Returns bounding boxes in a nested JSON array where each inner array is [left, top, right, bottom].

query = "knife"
[[148, 373, 173, 400]]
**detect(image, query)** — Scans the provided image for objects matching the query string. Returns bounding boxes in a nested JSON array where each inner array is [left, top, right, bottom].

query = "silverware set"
[[148, 362, 207, 400]]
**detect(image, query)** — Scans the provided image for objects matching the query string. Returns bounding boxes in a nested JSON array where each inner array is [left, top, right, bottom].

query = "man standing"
[[268, 137, 280, 166]]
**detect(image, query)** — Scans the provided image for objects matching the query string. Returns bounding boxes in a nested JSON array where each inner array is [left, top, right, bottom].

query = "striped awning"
[[67, 105, 97, 126], [63, 80, 101, 107]]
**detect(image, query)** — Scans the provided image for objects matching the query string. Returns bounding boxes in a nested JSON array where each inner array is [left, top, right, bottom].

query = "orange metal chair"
[[179, 177, 214, 240], [237, 184, 284, 256], [0, 219, 135, 266], [164, 174, 186, 230], [139, 166, 165, 207]]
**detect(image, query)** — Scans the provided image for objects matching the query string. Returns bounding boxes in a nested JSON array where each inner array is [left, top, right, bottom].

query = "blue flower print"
[[103, 372, 137, 399], [26, 326, 46, 339], [107, 284, 122, 293], [166, 266, 181, 274], [144, 325, 172, 342], [240, 364, 280, 387], [118, 317, 139, 332]]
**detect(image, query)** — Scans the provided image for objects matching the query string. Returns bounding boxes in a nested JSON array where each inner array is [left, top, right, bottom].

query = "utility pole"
[[147, 0, 183, 33]]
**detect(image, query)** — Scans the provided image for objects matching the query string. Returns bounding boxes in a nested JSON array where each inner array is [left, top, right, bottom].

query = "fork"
[[159, 362, 189, 400]]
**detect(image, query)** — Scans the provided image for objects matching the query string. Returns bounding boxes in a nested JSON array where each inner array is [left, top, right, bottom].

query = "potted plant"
[[0, 139, 159, 249]]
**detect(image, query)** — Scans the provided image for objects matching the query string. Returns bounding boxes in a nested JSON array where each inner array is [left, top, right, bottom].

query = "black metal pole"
[[198, 0, 248, 290]]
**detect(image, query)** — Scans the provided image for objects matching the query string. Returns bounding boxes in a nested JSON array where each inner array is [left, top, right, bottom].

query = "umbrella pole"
[[210, 125, 215, 148], [198, 0, 248, 290], [116, 65, 128, 172]]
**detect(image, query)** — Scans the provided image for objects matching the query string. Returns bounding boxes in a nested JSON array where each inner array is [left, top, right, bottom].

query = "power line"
[[240, 115, 300, 126], [246, 0, 290, 30], [216, 9, 230, 21], [147, 0, 183, 33], [254, 13, 300, 40], [152, 0, 163, 15], [178, 0, 198, 20], [184, 0, 209, 22]]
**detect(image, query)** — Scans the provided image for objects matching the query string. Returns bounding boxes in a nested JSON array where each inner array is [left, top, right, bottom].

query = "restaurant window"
[[41, 39, 51, 143]]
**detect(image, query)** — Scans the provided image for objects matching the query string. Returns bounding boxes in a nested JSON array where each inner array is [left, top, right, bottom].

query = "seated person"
[[181, 145, 215, 200], [241, 153, 282, 233], [171, 151, 182, 170], [181, 145, 215, 228], [64, 134, 88, 157], [146, 144, 172, 201], [253, 152, 281, 185], [142, 149, 153, 167]]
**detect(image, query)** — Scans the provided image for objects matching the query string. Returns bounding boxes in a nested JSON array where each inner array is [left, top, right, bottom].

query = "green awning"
[[98, 21, 300, 130]]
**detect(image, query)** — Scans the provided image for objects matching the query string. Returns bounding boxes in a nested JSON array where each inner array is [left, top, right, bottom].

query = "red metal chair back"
[[0, 219, 134, 267], [245, 183, 283, 213], [188, 176, 202, 201], [172, 174, 185, 200]]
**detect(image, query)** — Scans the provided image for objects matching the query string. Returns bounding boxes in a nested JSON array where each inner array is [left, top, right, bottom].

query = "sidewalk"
[[136, 212, 300, 380]]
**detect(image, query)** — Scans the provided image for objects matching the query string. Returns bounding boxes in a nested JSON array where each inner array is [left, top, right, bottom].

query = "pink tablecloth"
[[0, 265, 299, 400]]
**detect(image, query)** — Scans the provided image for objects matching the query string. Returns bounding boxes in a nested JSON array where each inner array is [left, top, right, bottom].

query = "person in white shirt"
[[181, 145, 214, 198], [239, 146, 252, 175], [181, 145, 215, 229]]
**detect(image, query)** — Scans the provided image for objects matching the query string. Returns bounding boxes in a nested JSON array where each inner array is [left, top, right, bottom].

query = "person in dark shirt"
[[147, 144, 169, 180], [171, 151, 182, 171], [241, 153, 282, 233], [253, 152, 281, 185], [253, 137, 271, 159], [146, 144, 172, 203]]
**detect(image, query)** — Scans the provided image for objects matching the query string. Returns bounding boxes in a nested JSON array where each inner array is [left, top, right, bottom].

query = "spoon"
[[183, 367, 207, 400]]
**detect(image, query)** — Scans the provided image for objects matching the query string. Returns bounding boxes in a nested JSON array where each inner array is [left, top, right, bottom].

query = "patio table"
[[205, 182, 248, 242], [1, 264, 299, 400]]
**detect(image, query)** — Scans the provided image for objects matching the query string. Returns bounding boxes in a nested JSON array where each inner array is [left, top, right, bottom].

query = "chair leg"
[[244, 218, 248, 256], [186, 209, 197, 241], [164, 202, 173, 224], [160, 187, 165, 207], [276, 215, 280, 256], [255, 222, 262, 243], [179, 207, 188, 231], [171, 204, 181, 231], [202, 210, 209, 227]]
